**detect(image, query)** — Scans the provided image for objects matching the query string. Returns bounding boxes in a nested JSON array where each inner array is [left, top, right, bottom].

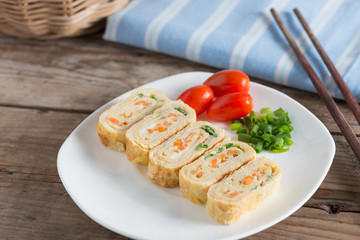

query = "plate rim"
[[57, 71, 335, 239]]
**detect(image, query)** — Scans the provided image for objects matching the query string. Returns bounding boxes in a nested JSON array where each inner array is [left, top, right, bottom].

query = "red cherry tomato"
[[177, 85, 214, 115], [204, 70, 250, 97], [207, 92, 253, 121]]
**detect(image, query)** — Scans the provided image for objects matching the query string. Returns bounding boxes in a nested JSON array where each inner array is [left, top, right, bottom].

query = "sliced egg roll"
[[126, 100, 196, 164], [206, 157, 282, 225], [97, 88, 169, 152], [179, 139, 256, 204], [148, 121, 225, 188]]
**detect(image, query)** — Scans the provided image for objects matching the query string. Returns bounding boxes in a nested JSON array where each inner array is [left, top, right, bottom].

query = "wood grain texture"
[[0, 31, 359, 239], [0, 32, 359, 136], [0, 107, 359, 239]]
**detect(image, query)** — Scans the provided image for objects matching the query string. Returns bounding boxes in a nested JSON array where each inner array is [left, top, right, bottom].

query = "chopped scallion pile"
[[231, 107, 293, 153]]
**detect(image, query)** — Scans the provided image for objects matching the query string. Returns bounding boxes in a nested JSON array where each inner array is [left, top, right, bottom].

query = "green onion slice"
[[226, 143, 234, 149], [174, 107, 187, 116], [202, 125, 218, 137], [195, 143, 208, 151]]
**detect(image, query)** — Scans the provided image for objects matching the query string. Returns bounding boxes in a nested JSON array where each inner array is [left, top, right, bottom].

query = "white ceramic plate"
[[57, 72, 335, 240]]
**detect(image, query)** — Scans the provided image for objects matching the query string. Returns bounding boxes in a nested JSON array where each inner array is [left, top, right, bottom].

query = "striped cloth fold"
[[104, 0, 360, 101]]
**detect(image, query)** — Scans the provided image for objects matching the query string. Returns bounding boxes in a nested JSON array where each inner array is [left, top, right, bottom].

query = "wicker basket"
[[0, 0, 129, 39]]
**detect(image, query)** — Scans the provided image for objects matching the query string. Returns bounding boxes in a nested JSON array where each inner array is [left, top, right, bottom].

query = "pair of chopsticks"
[[271, 8, 360, 161]]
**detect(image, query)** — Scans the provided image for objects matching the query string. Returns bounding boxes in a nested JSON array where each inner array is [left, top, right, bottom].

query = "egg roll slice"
[[148, 121, 224, 188], [97, 88, 169, 152], [126, 100, 196, 164], [206, 157, 282, 225], [179, 139, 256, 204]]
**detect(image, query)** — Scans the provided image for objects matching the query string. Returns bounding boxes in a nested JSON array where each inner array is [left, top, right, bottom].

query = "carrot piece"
[[243, 176, 254, 185], [209, 158, 219, 168], [135, 100, 150, 106], [196, 132, 204, 140], [120, 112, 133, 118], [229, 192, 238, 197], [174, 139, 186, 151], [168, 113, 179, 117], [109, 117, 123, 126], [227, 149, 238, 157], [196, 171, 204, 178], [109, 117, 119, 124], [147, 123, 166, 133]]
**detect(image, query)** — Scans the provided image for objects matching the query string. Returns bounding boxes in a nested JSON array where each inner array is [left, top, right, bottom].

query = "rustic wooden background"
[[0, 31, 359, 239]]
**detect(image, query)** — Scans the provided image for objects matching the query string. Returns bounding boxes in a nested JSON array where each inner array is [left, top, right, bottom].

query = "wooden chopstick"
[[293, 8, 360, 126], [270, 8, 360, 161]]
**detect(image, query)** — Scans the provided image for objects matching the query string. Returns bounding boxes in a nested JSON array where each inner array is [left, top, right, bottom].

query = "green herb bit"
[[257, 114, 268, 124], [138, 93, 144, 98], [250, 111, 257, 124], [232, 119, 242, 124], [254, 140, 264, 153], [202, 125, 218, 137], [261, 134, 274, 142], [226, 143, 234, 149], [266, 175, 273, 182], [275, 132, 291, 139], [174, 107, 187, 116], [260, 107, 272, 115], [273, 107, 286, 117], [264, 125, 272, 135], [238, 133, 251, 143], [151, 95, 165, 102], [250, 136, 262, 144], [284, 137, 293, 146], [195, 143, 208, 151], [217, 147, 224, 153], [272, 148, 289, 153], [231, 123, 242, 131], [205, 153, 215, 159], [251, 185, 259, 191], [273, 137, 284, 149], [236, 145, 245, 151], [236, 128, 247, 134], [266, 114, 275, 124], [250, 124, 260, 136], [244, 115, 252, 129]]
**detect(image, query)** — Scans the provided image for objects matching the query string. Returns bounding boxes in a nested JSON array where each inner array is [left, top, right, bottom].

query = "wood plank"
[[249, 207, 360, 239], [0, 32, 359, 135], [0, 33, 217, 112], [0, 174, 358, 240], [0, 106, 359, 239], [0, 107, 87, 175], [0, 174, 126, 240]]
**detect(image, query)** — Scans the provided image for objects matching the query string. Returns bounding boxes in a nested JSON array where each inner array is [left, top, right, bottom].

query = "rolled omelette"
[[179, 139, 256, 204], [206, 157, 282, 225], [97, 88, 169, 152], [126, 100, 196, 164], [148, 121, 225, 188]]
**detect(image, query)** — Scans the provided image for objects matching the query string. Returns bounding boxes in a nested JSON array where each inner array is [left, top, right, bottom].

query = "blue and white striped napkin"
[[104, 0, 360, 101]]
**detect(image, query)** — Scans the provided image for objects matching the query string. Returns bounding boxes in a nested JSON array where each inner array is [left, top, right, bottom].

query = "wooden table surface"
[[0, 31, 359, 239]]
